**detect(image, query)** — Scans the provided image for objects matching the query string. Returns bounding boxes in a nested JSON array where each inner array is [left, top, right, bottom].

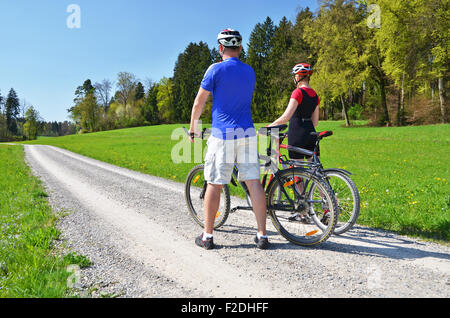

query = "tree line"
[[68, 0, 448, 133], [0, 88, 76, 142]]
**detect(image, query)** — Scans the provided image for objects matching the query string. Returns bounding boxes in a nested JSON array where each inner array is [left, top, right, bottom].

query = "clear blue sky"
[[0, 0, 318, 122]]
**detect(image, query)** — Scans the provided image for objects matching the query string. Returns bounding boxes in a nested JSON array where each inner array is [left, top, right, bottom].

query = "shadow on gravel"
[[318, 226, 450, 261], [215, 225, 314, 251], [216, 241, 304, 250], [215, 224, 450, 261]]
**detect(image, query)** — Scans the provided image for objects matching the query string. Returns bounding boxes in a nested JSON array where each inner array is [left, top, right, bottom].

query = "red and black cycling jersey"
[[288, 87, 320, 159], [290, 87, 320, 116]]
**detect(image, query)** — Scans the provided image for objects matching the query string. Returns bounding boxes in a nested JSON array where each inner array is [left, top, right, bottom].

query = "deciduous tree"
[[116, 72, 137, 118], [94, 79, 113, 112], [156, 77, 174, 124], [23, 106, 40, 140]]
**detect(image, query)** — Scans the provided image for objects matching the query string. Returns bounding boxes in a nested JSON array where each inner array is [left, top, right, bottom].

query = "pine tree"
[[210, 47, 222, 63], [74, 79, 95, 103], [172, 41, 212, 123], [134, 82, 145, 101], [69, 79, 96, 115], [141, 83, 159, 125], [268, 16, 295, 116], [269, 9, 315, 116], [246, 17, 276, 122], [0, 90, 3, 113], [0, 90, 6, 140], [5, 88, 20, 135]]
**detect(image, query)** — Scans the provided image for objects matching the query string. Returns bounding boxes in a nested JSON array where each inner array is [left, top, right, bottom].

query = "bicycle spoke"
[[267, 168, 338, 246], [322, 171, 360, 235], [185, 165, 231, 229]]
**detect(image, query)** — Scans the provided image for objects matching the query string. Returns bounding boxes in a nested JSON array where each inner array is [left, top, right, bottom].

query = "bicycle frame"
[[278, 131, 353, 177], [229, 126, 311, 213]]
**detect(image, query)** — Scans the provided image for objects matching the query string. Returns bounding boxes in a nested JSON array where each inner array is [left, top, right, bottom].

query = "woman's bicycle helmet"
[[292, 63, 313, 77]]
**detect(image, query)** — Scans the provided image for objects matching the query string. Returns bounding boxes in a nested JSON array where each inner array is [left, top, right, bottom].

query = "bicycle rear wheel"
[[184, 164, 230, 229], [321, 170, 360, 235], [266, 167, 338, 247]]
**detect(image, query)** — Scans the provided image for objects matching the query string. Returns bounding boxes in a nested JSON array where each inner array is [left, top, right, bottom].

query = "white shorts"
[[204, 135, 260, 185]]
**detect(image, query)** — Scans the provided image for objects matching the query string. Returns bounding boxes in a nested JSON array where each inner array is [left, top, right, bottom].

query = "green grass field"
[[0, 145, 90, 297], [20, 121, 450, 242]]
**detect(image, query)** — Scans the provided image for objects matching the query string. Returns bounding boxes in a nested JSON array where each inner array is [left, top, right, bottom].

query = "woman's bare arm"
[[268, 98, 299, 127], [311, 104, 319, 127]]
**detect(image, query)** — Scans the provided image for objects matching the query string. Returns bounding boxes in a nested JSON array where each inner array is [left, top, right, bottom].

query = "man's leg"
[[198, 135, 233, 249], [245, 179, 267, 237], [203, 183, 223, 235]]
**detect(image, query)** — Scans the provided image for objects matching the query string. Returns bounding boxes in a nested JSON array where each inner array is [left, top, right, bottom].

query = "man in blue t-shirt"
[[189, 29, 269, 250]]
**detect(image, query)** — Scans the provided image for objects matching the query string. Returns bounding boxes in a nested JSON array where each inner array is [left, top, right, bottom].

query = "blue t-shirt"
[[201, 57, 256, 140]]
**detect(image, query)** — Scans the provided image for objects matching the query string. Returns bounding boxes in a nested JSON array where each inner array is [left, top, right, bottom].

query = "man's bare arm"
[[189, 87, 211, 142]]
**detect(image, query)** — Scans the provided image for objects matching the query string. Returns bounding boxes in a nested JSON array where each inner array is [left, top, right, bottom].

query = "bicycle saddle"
[[310, 131, 333, 139]]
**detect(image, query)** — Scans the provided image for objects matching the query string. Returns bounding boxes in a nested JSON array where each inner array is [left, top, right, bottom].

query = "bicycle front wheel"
[[266, 167, 338, 247], [321, 170, 360, 235], [185, 164, 230, 229]]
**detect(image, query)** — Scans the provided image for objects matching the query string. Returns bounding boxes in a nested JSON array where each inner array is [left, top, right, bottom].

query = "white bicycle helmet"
[[217, 29, 242, 48], [292, 63, 313, 77]]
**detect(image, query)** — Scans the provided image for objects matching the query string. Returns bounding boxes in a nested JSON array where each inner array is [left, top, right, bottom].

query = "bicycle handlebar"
[[183, 127, 211, 140], [257, 124, 288, 137]]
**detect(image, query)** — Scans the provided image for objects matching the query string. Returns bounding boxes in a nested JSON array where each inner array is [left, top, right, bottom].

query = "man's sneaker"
[[195, 234, 215, 250], [254, 235, 270, 250]]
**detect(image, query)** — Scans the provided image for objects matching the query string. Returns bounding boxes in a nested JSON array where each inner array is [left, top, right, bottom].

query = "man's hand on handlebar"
[[188, 128, 201, 143]]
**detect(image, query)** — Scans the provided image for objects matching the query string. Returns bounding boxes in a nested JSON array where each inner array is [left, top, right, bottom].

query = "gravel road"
[[24, 144, 449, 298]]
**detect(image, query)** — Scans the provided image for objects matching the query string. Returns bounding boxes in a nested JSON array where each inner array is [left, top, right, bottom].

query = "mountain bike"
[[277, 131, 360, 235], [184, 125, 339, 247]]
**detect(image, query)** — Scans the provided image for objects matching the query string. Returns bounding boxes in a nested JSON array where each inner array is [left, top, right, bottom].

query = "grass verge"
[[0, 145, 89, 297]]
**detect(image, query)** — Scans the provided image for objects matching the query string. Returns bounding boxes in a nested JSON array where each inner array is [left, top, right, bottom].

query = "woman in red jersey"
[[268, 63, 320, 160]]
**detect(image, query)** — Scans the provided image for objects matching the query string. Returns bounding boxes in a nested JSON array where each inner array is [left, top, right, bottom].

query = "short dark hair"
[[223, 46, 241, 54]]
